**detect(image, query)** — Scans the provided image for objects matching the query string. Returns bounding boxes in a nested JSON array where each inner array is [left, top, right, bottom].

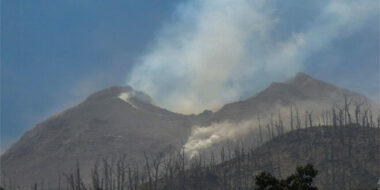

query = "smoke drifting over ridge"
[[183, 98, 378, 157], [127, 0, 377, 114], [184, 120, 256, 158]]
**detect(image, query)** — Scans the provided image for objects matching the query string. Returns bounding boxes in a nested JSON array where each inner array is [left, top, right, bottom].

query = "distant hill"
[[1, 73, 377, 189], [154, 125, 380, 190]]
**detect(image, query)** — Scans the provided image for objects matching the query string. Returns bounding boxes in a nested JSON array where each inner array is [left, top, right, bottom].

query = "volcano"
[[1, 73, 376, 188]]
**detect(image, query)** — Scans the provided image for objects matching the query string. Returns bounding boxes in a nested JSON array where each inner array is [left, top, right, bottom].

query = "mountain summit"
[[285, 72, 313, 84], [212, 73, 372, 122]]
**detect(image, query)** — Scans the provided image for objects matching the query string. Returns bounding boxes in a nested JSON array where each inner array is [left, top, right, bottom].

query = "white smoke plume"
[[127, 0, 377, 114], [184, 120, 256, 158]]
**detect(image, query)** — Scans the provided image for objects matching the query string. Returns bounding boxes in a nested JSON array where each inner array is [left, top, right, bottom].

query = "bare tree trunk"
[[144, 152, 153, 190], [290, 104, 294, 131], [295, 106, 301, 129], [308, 111, 313, 128], [258, 115, 263, 144]]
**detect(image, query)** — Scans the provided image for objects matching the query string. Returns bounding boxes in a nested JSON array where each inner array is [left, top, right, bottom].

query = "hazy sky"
[[1, 0, 379, 152]]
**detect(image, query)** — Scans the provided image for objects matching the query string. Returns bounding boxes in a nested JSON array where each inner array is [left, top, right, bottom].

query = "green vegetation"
[[255, 164, 318, 190]]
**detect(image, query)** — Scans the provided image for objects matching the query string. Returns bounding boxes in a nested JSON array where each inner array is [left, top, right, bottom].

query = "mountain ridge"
[[1, 72, 377, 189], [212, 72, 374, 122]]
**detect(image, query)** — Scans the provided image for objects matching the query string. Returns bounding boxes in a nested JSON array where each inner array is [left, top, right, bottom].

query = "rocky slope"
[[1, 86, 194, 187], [212, 72, 373, 122], [156, 126, 380, 190]]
